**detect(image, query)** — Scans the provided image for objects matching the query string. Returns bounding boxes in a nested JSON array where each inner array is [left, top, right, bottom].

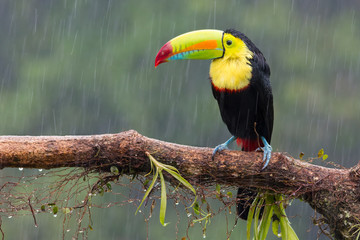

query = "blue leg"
[[212, 136, 236, 159], [261, 136, 272, 169]]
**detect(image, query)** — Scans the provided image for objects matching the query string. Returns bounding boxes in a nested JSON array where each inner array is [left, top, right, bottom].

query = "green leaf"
[[247, 194, 260, 240], [259, 195, 274, 240], [40, 205, 46, 212], [272, 219, 280, 237], [299, 152, 304, 160], [164, 168, 196, 195], [161, 163, 181, 173], [227, 191, 233, 198], [273, 196, 288, 240], [110, 166, 119, 175], [62, 207, 72, 214], [254, 197, 264, 240], [52, 206, 58, 215], [286, 223, 300, 240], [273, 194, 299, 240], [215, 184, 221, 194], [144, 159, 154, 177], [159, 170, 169, 226], [106, 183, 112, 191], [322, 154, 328, 160], [135, 166, 158, 215], [277, 210, 287, 239], [317, 148, 324, 158], [193, 202, 200, 215]]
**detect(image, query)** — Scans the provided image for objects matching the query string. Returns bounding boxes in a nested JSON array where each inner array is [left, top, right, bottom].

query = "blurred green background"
[[1, 0, 360, 239]]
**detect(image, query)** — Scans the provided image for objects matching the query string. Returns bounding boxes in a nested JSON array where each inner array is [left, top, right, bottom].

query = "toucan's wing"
[[250, 52, 274, 143]]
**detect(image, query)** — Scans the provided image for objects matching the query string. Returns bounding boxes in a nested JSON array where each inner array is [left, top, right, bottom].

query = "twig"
[[28, 197, 38, 227]]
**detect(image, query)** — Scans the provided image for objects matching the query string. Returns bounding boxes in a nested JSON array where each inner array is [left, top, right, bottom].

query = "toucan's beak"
[[155, 29, 224, 67]]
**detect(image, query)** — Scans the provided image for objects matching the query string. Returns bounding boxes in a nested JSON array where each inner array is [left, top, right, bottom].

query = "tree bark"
[[0, 129, 359, 239]]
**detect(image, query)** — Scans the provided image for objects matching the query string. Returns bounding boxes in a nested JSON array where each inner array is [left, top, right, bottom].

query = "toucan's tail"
[[236, 138, 263, 152], [236, 138, 264, 220]]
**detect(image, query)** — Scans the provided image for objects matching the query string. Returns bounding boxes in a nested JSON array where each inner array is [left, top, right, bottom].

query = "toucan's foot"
[[260, 136, 272, 169], [212, 143, 229, 159], [212, 136, 236, 160]]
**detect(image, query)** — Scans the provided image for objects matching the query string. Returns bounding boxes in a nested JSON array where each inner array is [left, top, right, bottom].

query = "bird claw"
[[212, 136, 236, 160], [212, 143, 228, 159], [261, 140, 272, 169]]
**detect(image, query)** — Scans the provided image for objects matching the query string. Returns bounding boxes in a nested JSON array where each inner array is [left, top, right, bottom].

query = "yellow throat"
[[210, 33, 253, 91]]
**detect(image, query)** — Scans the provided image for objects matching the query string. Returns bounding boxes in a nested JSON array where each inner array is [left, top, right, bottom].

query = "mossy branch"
[[0, 129, 359, 239]]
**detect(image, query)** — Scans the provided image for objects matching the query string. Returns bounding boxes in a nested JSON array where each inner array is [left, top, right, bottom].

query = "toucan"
[[155, 29, 274, 219]]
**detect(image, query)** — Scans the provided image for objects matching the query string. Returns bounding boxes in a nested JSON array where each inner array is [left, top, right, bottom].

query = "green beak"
[[155, 29, 224, 67]]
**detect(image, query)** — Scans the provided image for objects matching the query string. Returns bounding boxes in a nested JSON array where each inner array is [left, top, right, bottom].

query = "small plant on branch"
[[247, 192, 299, 240], [135, 152, 197, 226]]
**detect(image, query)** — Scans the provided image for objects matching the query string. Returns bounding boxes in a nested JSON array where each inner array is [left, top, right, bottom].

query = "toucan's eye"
[[226, 40, 232, 46]]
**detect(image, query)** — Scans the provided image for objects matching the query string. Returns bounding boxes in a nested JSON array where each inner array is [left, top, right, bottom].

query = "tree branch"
[[0, 129, 359, 239]]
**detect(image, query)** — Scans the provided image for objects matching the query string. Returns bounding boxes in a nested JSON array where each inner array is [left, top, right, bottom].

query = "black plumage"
[[211, 29, 273, 219], [211, 29, 273, 152]]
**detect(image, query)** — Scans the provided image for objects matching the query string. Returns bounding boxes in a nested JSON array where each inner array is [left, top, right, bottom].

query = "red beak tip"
[[154, 59, 160, 68], [154, 58, 168, 68], [154, 42, 173, 68]]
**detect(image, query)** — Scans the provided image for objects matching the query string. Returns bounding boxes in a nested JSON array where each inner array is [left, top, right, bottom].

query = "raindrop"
[[53, 214, 57, 217], [175, 202, 179, 205], [187, 213, 192, 217], [66, 229, 70, 232], [18, 168, 23, 171], [138, 210, 142, 213], [38, 169, 43, 172], [8, 216, 12, 219], [203, 233, 206, 238]]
